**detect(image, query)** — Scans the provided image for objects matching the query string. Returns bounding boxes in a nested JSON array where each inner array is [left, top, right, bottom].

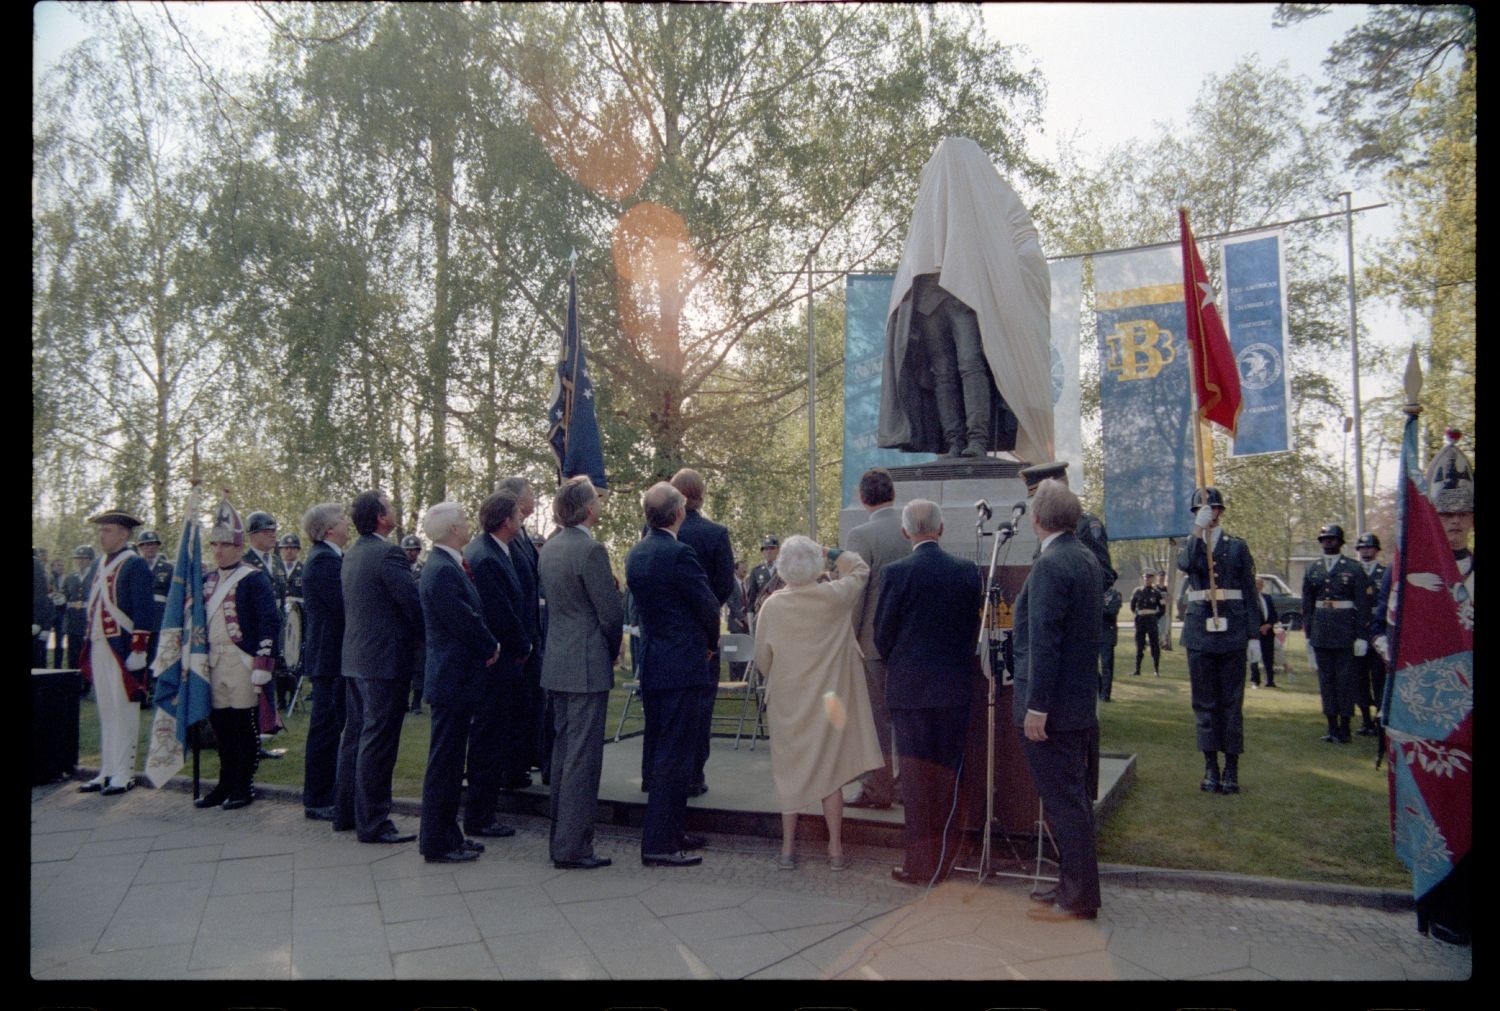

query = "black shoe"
[[847, 793, 892, 810], [1320, 733, 1339, 743], [1200, 771, 1221, 793], [77, 780, 105, 794], [195, 785, 229, 809], [258, 748, 285, 760], [499, 773, 533, 790], [222, 794, 255, 811], [1337, 734, 1352, 744], [555, 855, 612, 870], [1219, 774, 1239, 795], [1026, 904, 1098, 922], [1029, 887, 1059, 904], [462, 838, 485, 853], [890, 866, 925, 885], [361, 828, 417, 844], [1356, 724, 1378, 737], [687, 782, 708, 798], [1430, 923, 1472, 946], [304, 805, 337, 821], [425, 848, 480, 864], [680, 833, 707, 851], [642, 851, 702, 867], [466, 820, 516, 839], [100, 780, 136, 797]]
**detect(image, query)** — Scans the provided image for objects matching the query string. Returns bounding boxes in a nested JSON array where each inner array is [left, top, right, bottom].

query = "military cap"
[[278, 533, 302, 550], [246, 511, 278, 534], [1355, 532, 1380, 551], [400, 534, 422, 551], [87, 509, 144, 529], [1188, 487, 1225, 512], [1019, 460, 1069, 496], [1317, 523, 1346, 544], [1426, 429, 1474, 514], [72, 544, 96, 560]]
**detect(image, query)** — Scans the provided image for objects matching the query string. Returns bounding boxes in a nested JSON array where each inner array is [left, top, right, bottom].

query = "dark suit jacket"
[[418, 547, 498, 709], [462, 532, 534, 662], [1010, 531, 1102, 732], [340, 533, 423, 681], [624, 529, 721, 690], [302, 541, 345, 680], [678, 509, 734, 606], [873, 541, 983, 710]]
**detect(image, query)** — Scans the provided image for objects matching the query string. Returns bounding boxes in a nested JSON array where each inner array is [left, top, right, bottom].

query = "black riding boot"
[[224, 707, 257, 809], [1200, 751, 1221, 793], [1220, 753, 1240, 794], [195, 709, 232, 808]]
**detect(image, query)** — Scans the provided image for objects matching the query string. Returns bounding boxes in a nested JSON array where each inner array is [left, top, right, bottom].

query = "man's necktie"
[[462, 557, 475, 581]]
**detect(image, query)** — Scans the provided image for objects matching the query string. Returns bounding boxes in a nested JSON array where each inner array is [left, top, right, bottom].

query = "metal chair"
[[612, 632, 765, 746]]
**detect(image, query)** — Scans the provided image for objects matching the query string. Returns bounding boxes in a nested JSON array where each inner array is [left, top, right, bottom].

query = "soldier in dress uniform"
[[1099, 583, 1123, 701], [745, 536, 780, 616], [1301, 523, 1371, 745], [273, 532, 306, 711], [76, 510, 155, 795], [1353, 532, 1387, 736], [400, 534, 426, 714], [1018, 461, 1117, 591], [1177, 487, 1256, 794], [63, 545, 94, 671], [1130, 571, 1165, 677], [241, 511, 285, 755], [48, 557, 68, 667], [135, 530, 174, 671]]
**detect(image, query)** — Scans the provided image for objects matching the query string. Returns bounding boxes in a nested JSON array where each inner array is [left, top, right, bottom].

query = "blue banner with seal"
[[1094, 247, 1194, 541], [1222, 230, 1291, 457], [842, 274, 933, 507]]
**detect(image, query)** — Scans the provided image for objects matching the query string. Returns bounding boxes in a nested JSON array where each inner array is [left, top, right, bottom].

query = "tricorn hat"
[[208, 498, 245, 546], [1426, 429, 1474, 514], [87, 509, 144, 529], [1019, 460, 1069, 496]]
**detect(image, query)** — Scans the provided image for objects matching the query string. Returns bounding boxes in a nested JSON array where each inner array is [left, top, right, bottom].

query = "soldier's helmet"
[[1425, 429, 1474, 514], [278, 533, 302, 550], [759, 535, 780, 550], [400, 535, 422, 551], [1188, 487, 1225, 512], [136, 530, 162, 546], [72, 544, 96, 560], [1317, 523, 1346, 544], [1355, 532, 1380, 551], [246, 511, 278, 534]]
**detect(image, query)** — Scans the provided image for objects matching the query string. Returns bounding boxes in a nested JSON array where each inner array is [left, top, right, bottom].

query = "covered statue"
[[878, 136, 1054, 463]]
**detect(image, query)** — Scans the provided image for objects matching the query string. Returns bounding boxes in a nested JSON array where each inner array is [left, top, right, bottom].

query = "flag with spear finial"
[[142, 444, 211, 787], [547, 250, 608, 490]]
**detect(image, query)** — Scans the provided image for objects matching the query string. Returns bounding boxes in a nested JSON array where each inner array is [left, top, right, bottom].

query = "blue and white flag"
[[1222, 230, 1291, 457], [841, 273, 932, 507], [1095, 246, 1194, 541], [143, 488, 210, 787], [547, 264, 608, 490]]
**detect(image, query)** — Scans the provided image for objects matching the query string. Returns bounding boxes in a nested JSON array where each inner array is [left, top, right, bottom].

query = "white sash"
[[87, 550, 135, 637], [207, 564, 255, 619]]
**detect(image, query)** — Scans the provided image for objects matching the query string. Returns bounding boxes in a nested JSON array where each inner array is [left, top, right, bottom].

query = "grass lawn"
[[73, 635, 1409, 890]]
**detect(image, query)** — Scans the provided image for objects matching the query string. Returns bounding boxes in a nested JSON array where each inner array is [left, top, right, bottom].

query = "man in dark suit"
[[539, 477, 623, 870], [299, 503, 349, 821], [669, 468, 734, 797], [334, 489, 423, 844], [1301, 522, 1370, 745], [1012, 479, 1104, 921], [461, 488, 535, 840], [416, 502, 500, 864], [496, 476, 547, 783], [873, 499, 982, 885], [625, 482, 722, 867], [843, 467, 910, 810], [1178, 487, 1257, 792]]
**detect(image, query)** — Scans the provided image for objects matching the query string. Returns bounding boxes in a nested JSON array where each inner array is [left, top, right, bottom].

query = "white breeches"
[[89, 634, 139, 786]]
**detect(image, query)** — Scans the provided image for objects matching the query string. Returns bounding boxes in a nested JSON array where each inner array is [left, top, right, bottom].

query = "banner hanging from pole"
[[1095, 246, 1193, 541], [1222, 229, 1292, 457], [547, 262, 608, 490], [842, 274, 932, 507], [1049, 257, 1085, 480]]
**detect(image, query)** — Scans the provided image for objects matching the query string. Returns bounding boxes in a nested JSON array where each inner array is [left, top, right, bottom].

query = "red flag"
[[1180, 209, 1242, 434]]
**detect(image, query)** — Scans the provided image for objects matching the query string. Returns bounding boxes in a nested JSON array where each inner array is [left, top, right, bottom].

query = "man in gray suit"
[[334, 489, 424, 845], [842, 467, 908, 810], [538, 477, 624, 870]]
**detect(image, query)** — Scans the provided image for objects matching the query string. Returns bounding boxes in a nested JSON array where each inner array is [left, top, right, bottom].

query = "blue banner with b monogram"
[[1222, 230, 1291, 457], [1095, 247, 1193, 541], [842, 274, 933, 507]]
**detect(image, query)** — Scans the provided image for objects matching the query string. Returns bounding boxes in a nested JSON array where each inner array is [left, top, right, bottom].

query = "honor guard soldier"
[[1130, 571, 1165, 676], [273, 533, 305, 711], [1301, 523, 1371, 744], [746, 535, 781, 616], [1019, 461, 1118, 592], [135, 530, 174, 669], [1353, 532, 1387, 736], [64, 545, 94, 670], [1177, 487, 1256, 795], [48, 557, 68, 667], [77, 510, 155, 795], [401, 534, 426, 714], [241, 511, 285, 755], [402, 534, 424, 575]]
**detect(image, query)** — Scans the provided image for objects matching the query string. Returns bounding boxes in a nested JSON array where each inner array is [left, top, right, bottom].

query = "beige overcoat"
[[753, 552, 883, 813]]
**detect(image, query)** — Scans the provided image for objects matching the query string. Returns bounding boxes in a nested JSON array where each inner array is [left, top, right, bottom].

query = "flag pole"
[[1182, 208, 1220, 621]]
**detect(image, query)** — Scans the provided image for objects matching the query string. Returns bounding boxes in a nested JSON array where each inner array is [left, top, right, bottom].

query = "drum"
[[281, 598, 303, 673]]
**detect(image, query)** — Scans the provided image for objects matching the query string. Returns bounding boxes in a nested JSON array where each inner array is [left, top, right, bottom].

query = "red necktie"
[[462, 557, 475, 582]]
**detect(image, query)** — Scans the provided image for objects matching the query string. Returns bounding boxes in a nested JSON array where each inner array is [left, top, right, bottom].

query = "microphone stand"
[[954, 515, 1016, 882]]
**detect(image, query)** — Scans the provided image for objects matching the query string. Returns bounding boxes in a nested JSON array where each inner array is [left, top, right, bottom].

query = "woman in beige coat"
[[753, 536, 883, 869]]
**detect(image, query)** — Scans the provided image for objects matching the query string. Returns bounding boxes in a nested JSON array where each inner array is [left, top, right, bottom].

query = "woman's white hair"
[[777, 535, 823, 586], [421, 501, 465, 541]]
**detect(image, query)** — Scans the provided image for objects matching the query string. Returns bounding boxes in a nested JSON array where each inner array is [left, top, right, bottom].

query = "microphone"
[[974, 499, 992, 522], [996, 521, 1015, 539], [1010, 501, 1027, 523]]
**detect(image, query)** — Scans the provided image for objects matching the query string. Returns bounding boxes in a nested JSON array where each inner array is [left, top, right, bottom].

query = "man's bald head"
[[643, 482, 686, 531]]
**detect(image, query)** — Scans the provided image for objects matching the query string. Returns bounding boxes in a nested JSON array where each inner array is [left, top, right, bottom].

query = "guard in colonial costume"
[[195, 499, 279, 810], [1177, 487, 1256, 794], [135, 529, 175, 669], [1353, 532, 1387, 736], [1301, 523, 1371, 744], [77, 511, 154, 795]]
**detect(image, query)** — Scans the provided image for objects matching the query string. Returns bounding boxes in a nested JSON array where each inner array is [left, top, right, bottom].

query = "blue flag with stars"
[[547, 265, 608, 489]]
